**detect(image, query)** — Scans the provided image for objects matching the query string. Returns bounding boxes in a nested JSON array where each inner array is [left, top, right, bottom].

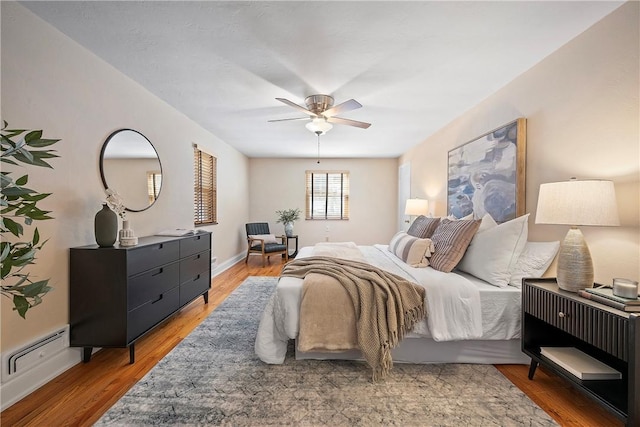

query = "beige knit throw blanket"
[[281, 256, 426, 380]]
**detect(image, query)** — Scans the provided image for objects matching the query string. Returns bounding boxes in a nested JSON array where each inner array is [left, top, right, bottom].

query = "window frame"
[[194, 145, 217, 226], [305, 170, 350, 220]]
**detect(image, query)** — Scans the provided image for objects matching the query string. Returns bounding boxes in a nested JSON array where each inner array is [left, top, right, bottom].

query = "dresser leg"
[[82, 347, 93, 363], [129, 344, 135, 364], [203, 291, 209, 304], [528, 360, 538, 380]]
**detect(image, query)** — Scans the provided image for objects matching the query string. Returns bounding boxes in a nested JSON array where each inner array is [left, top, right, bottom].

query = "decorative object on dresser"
[[447, 118, 526, 223], [94, 203, 118, 247], [105, 188, 138, 247], [118, 220, 138, 247], [69, 231, 212, 364], [522, 278, 639, 426], [535, 178, 620, 292], [404, 198, 429, 224]]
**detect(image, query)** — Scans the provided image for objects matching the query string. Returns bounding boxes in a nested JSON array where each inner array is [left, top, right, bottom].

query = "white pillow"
[[456, 214, 529, 287], [249, 234, 278, 244], [508, 241, 560, 288]]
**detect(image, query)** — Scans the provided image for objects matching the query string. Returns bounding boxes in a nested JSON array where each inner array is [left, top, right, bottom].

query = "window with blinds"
[[305, 171, 350, 220], [194, 146, 217, 225], [147, 171, 162, 204]]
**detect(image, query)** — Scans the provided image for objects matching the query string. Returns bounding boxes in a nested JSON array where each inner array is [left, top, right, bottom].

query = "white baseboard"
[[212, 252, 244, 277], [0, 346, 82, 411]]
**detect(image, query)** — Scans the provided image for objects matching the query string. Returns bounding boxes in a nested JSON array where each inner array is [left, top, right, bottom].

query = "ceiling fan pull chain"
[[316, 132, 321, 164]]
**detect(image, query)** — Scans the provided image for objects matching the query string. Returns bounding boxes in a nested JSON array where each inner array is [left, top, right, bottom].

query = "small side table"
[[522, 278, 639, 426], [280, 235, 299, 258]]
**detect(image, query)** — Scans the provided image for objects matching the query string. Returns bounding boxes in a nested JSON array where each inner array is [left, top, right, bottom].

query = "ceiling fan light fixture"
[[305, 117, 333, 135]]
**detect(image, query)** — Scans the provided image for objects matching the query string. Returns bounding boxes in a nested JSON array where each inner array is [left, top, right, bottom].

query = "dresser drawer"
[[180, 233, 210, 258], [523, 285, 630, 361], [128, 262, 179, 310], [128, 240, 180, 276], [180, 273, 210, 307], [179, 252, 209, 284], [128, 286, 179, 342]]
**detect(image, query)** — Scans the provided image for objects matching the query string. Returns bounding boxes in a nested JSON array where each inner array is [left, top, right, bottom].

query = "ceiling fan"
[[269, 94, 371, 134]]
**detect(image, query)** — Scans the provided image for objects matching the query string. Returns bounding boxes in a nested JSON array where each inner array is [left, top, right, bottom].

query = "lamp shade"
[[535, 179, 619, 227], [405, 198, 429, 216], [305, 118, 333, 135]]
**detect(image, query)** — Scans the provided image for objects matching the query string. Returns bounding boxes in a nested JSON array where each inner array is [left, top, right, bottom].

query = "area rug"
[[97, 276, 557, 426]]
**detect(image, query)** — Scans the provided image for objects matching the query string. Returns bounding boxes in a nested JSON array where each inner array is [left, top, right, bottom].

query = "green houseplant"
[[276, 208, 301, 237], [1, 121, 59, 318]]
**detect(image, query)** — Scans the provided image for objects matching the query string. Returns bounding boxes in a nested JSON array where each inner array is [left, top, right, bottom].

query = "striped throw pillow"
[[389, 232, 435, 268], [407, 215, 440, 239], [429, 219, 481, 272]]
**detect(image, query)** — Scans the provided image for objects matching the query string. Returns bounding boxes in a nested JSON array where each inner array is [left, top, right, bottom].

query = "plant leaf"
[[33, 228, 40, 245], [15, 175, 28, 186], [3, 217, 23, 237], [13, 295, 29, 318]]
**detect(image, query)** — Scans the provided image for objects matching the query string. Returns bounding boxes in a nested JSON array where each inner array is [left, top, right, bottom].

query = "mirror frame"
[[99, 128, 162, 213]]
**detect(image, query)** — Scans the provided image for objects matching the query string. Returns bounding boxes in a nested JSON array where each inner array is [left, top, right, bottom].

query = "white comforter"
[[255, 244, 493, 364]]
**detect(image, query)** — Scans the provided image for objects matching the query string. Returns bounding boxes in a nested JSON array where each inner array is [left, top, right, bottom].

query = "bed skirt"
[[295, 337, 529, 365]]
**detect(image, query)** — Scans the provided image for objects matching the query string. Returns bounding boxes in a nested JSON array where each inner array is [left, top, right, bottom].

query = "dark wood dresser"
[[70, 232, 211, 363], [522, 278, 639, 426]]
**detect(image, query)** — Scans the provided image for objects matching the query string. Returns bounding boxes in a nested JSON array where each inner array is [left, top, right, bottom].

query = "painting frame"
[[447, 118, 526, 223]]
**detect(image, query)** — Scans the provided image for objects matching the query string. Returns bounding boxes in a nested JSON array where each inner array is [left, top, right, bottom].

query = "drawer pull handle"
[[558, 312, 569, 318], [151, 294, 163, 304], [193, 274, 201, 282], [152, 268, 164, 277]]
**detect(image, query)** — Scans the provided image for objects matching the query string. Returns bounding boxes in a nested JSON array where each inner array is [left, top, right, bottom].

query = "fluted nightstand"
[[522, 278, 639, 426]]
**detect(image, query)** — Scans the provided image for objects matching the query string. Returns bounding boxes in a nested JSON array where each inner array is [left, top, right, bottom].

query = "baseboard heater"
[[2, 325, 69, 381]]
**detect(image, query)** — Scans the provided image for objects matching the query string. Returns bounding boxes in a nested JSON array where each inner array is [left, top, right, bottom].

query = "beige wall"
[[1, 3, 250, 351], [249, 158, 398, 248], [400, 2, 639, 284]]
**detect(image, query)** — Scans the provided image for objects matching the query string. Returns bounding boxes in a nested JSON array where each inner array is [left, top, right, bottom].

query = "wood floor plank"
[[1, 256, 622, 426]]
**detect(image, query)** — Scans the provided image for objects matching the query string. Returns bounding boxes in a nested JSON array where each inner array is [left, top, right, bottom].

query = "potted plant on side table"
[[276, 208, 301, 237]]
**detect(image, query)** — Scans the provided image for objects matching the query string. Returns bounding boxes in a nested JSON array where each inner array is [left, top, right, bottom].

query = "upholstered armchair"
[[245, 222, 288, 266]]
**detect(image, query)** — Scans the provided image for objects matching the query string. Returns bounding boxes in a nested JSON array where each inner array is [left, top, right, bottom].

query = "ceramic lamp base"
[[557, 227, 594, 292]]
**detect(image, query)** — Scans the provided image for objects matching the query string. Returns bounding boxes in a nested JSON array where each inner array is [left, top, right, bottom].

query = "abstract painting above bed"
[[447, 118, 527, 223]]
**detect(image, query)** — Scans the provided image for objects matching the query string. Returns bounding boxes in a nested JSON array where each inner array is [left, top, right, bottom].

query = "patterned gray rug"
[[98, 276, 557, 426]]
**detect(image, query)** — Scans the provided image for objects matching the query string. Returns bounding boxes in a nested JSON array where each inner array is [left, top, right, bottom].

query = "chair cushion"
[[251, 243, 286, 253]]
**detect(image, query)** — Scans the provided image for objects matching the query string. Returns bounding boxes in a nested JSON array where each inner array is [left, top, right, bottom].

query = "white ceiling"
[[21, 1, 623, 159]]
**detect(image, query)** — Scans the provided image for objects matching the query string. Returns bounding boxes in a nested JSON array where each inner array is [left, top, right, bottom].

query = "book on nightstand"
[[578, 289, 640, 312], [540, 347, 622, 380]]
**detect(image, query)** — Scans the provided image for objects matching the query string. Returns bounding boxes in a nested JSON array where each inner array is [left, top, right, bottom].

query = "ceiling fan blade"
[[268, 117, 310, 122], [322, 99, 362, 117], [275, 98, 316, 117], [327, 116, 371, 129]]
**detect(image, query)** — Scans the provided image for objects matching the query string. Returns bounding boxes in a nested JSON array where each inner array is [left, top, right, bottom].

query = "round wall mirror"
[[99, 129, 162, 212]]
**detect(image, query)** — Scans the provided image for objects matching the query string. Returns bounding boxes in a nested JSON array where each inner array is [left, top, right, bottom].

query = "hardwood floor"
[[1, 257, 622, 427]]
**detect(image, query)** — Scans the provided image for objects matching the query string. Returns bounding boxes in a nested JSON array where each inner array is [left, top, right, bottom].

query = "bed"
[[255, 214, 559, 368]]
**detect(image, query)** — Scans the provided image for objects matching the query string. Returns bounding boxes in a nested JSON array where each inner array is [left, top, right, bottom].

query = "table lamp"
[[404, 198, 429, 223], [535, 178, 619, 292]]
